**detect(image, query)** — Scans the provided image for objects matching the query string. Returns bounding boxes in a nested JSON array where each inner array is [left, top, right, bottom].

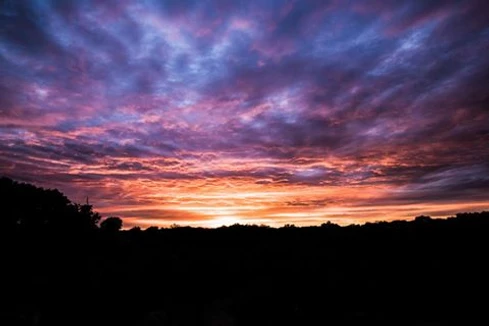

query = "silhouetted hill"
[[1, 177, 488, 325]]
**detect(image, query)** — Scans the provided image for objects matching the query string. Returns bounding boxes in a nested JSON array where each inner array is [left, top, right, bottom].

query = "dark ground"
[[1, 177, 488, 325]]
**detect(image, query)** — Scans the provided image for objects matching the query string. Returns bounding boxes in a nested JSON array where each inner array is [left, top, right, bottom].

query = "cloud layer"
[[1, 0, 489, 227]]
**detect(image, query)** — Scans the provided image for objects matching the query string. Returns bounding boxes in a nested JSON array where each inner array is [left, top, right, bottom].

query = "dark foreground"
[[1, 177, 488, 325]]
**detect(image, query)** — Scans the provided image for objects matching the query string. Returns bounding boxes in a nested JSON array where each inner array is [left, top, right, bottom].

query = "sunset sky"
[[1, 0, 488, 228]]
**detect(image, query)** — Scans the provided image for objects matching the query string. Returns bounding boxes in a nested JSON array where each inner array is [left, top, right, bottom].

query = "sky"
[[1, 0, 489, 228]]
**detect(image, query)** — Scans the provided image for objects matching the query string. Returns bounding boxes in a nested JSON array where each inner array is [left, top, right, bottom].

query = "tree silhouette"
[[75, 203, 102, 229], [100, 216, 123, 232], [0, 177, 101, 231]]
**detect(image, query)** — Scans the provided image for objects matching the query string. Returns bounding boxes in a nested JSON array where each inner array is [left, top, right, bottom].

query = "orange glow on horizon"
[[90, 176, 489, 229]]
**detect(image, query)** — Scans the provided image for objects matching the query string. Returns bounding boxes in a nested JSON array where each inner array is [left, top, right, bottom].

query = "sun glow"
[[205, 216, 242, 228]]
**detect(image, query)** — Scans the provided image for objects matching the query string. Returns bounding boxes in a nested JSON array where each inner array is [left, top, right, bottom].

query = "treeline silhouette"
[[1, 177, 488, 326]]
